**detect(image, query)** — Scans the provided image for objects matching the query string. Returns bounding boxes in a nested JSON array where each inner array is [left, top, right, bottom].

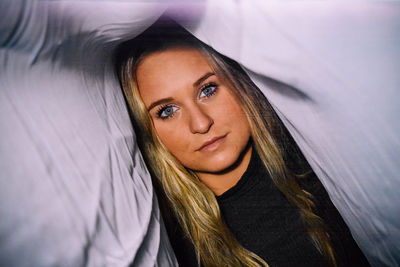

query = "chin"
[[202, 150, 242, 173]]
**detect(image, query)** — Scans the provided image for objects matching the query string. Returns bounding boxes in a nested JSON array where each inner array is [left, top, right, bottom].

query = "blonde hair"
[[116, 25, 336, 267]]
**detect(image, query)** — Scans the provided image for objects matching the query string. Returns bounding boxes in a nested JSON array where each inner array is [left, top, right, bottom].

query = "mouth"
[[197, 134, 227, 152]]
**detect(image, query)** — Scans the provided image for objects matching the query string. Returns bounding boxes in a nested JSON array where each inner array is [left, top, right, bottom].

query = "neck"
[[196, 144, 253, 196]]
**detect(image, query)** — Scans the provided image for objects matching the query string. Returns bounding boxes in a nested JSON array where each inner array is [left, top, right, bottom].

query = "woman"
[[115, 24, 369, 267]]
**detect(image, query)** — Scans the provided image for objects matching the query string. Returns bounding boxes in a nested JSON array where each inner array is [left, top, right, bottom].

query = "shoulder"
[[297, 173, 371, 266]]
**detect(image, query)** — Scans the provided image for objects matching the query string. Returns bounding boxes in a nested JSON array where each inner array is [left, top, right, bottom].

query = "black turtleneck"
[[164, 148, 369, 266]]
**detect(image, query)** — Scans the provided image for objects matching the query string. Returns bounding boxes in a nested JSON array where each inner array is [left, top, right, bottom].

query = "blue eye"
[[199, 83, 217, 98], [157, 105, 178, 119]]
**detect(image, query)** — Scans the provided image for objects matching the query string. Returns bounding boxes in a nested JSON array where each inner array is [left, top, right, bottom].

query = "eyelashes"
[[155, 82, 219, 120], [156, 105, 178, 120], [199, 82, 218, 98]]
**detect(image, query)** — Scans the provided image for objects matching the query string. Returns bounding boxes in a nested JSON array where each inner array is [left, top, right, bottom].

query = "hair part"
[[116, 23, 336, 267]]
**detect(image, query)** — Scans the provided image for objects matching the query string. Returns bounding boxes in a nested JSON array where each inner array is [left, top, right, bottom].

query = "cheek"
[[153, 122, 191, 158], [215, 92, 250, 132], [220, 96, 251, 153]]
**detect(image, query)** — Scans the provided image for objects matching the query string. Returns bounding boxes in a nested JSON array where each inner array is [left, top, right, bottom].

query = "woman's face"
[[136, 47, 251, 175]]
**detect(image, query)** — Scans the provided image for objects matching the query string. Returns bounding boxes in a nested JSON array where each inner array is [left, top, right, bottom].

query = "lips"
[[197, 134, 227, 152]]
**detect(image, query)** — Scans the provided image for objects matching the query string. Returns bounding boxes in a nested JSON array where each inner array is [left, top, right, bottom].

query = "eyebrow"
[[147, 97, 174, 111], [193, 72, 215, 87], [147, 72, 215, 111]]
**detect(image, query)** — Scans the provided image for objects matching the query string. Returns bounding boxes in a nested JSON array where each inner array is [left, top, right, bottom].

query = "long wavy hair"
[[115, 24, 336, 267]]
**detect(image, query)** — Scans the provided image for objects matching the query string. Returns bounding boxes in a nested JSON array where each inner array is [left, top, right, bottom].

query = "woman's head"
[[117, 23, 271, 193]]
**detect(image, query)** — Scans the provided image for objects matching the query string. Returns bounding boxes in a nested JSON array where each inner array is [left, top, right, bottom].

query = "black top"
[[164, 149, 370, 266]]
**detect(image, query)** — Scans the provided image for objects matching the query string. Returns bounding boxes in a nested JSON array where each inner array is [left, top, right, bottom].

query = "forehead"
[[136, 47, 213, 103]]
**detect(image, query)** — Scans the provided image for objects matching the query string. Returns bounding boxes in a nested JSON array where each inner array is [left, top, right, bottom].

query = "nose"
[[188, 105, 214, 134]]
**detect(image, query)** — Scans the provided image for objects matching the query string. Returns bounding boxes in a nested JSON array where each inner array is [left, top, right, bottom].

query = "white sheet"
[[0, 1, 176, 266]]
